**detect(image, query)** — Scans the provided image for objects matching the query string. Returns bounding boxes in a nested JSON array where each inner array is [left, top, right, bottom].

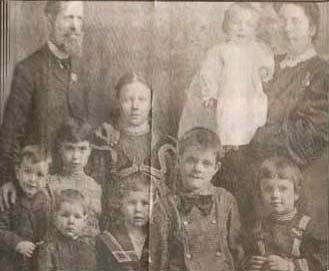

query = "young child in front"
[[96, 172, 152, 271], [245, 156, 325, 271], [49, 118, 102, 236], [38, 189, 96, 271], [0, 145, 51, 271], [179, 3, 274, 150], [150, 127, 244, 271]]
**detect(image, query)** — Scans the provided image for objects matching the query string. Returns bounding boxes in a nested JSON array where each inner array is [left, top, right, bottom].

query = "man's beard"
[[62, 33, 83, 58]]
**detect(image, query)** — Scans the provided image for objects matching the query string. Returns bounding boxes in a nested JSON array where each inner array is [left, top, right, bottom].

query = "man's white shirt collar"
[[47, 40, 69, 60]]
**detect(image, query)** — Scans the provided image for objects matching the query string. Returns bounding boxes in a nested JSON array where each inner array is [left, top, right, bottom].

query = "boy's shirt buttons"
[[186, 254, 192, 259], [183, 220, 188, 226]]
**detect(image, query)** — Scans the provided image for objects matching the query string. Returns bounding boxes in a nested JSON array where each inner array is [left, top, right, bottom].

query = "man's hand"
[[247, 256, 267, 271], [0, 182, 17, 211], [94, 122, 120, 146], [15, 241, 36, 258], [267, 255, 293, 271]]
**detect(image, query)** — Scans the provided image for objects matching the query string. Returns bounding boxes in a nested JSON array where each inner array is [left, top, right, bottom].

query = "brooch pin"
[[71, 73, 78, 83], [302, 72, 311, 87]]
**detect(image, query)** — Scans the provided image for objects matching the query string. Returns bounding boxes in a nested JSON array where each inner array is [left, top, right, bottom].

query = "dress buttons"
[[183, 220, 188, 226], [211, 220, 217, 224], [216, 251, 222, 257], [70, 73, 78, 83], [186, 254, 192, 259]]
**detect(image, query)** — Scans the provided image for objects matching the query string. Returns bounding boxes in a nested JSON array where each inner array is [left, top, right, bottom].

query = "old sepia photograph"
[[0, 1, 328, 270]]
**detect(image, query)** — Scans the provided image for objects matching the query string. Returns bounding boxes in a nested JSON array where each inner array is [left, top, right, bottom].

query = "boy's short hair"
[[178, 127, 222, 162], [55, 189, 87, 215], [106, 172, 153, 220], [256, 156, 303, 194], [111, 172, 152, 205], [222, 3, 259, 34], [56, 118, 92, 145], [17, 145, 52, 166]]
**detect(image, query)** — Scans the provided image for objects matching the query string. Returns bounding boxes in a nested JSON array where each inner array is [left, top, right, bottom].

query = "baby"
[[179, 3, 274, 149]]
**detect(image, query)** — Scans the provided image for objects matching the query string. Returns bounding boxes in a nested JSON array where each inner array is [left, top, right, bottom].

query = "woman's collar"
[[120, 122, 150, 136], [280, 47, 317, 69]]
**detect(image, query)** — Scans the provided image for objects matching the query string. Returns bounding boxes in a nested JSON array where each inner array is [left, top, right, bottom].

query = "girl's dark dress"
[[90, 126, 176, 229]]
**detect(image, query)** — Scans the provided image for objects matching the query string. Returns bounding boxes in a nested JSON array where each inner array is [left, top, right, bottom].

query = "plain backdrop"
[[2, 1, 329, 136]]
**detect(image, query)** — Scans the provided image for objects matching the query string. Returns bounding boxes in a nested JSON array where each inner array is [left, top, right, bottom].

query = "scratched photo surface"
[[0, 1, 328, 271]]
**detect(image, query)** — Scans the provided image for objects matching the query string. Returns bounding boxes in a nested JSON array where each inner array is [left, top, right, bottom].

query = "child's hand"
[[266, 255, 293, 271], [15, 241, 36, 258], [203, 98, 217, 109], [0, 182, 17, 211], [247, 256, 267, 271], [259, 67, 273, 82]]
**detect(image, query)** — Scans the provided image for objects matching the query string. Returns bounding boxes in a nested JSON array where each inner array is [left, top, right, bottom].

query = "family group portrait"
[[0, 1, 328, 271]]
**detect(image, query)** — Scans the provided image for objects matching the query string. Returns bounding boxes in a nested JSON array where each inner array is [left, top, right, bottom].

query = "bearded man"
[[0, 1, 88, 207]]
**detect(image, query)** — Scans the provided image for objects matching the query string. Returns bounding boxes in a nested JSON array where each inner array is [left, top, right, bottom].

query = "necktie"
[[180, 195, 213, 216], [58, 58, 71, 70]]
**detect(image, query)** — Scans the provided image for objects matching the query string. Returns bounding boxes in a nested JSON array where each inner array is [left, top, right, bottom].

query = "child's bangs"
[[257, 157, 303, 189]]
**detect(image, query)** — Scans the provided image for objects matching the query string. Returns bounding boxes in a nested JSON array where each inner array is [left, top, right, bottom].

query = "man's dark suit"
[[0, 44, 88, 184]]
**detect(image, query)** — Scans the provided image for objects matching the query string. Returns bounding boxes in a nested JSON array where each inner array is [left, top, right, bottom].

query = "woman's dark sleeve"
[[284, 63, 329, 166]]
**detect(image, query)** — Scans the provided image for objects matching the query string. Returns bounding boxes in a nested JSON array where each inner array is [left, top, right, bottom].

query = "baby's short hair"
[[256, 156, 303, 194], [17, 145, 52, 166], [56, 118, 92, 145], [222, 3, 259, 34], [178, 127, 222, 163], [55, 189, 87, 215]]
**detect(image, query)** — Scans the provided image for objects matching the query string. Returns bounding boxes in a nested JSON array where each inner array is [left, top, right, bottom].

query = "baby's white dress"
[[179, 40, 274, 146]]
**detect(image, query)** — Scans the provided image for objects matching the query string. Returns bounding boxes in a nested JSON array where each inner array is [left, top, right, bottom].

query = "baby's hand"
[[15, 241, 36, 258], [259, 67, 273, 82], [266, 255, 293, 271], [203, 98, 217, 109], [246, 256, 267, 271]]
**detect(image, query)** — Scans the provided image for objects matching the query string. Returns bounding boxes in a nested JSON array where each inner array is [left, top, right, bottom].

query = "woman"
[[220, 3, 328, 234], [250, 3, 328, 165], [90, 72, 176, 228]]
